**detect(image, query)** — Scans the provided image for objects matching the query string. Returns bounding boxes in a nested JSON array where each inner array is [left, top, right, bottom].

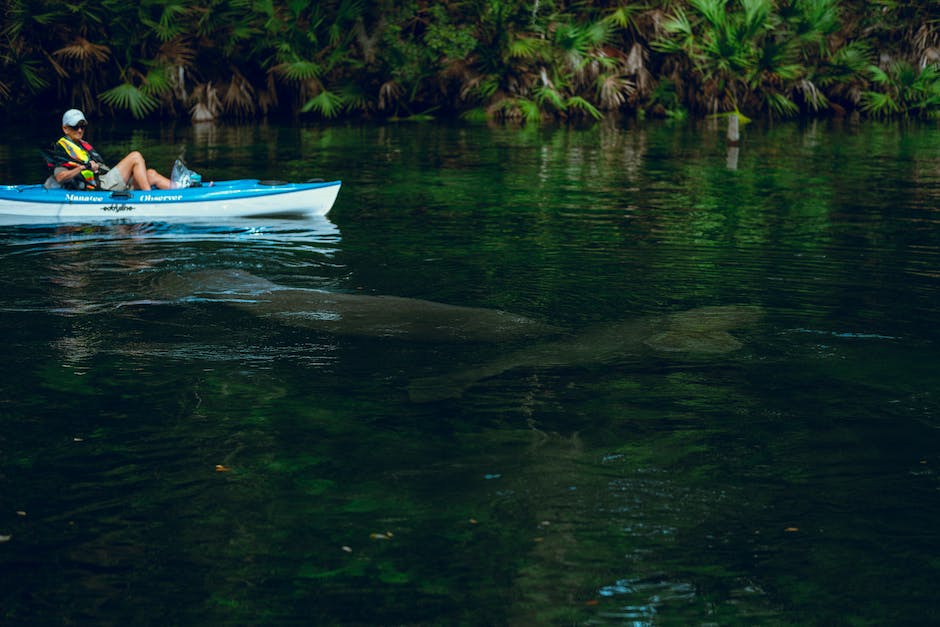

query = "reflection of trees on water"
[[43, 226, 156, 373], [2, 121, 940, 624]]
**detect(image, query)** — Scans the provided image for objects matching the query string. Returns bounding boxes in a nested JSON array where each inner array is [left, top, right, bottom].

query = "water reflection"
[[1, 121, 940, 625]]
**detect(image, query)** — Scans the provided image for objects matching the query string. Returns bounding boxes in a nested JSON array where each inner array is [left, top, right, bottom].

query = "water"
[[1, 118, 939, 625]]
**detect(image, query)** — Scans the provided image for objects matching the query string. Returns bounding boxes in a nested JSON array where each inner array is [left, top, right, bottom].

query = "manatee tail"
[[644, 305, 763, 353]]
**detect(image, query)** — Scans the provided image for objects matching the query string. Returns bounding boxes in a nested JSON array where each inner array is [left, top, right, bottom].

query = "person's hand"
[[89, 160, 100, 173]]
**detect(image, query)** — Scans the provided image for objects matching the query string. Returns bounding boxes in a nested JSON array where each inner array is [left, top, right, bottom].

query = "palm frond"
[[652, 8, 694, 54], [489, 97, 539, 123], [143, 3, 190, 42], [272, 60, 322, 82], [596, 74, 635, 109], [141, 67, 174, 97], [156, 38, 197, 68], [337, 82, 369, 113], [17, 59, 49, 92], [460, 107, 489, 122], [860, 91, 900, 118], [535, 85, 565, 110], [221, 73, 257, 117], [52, 38, 111, 64], [508, 36, 546, 61], [739, 0, 772, 42], [519, 98, 543, 124], [765, 91, 799, 117], [190, 82, 221, 121], [797, 78, 829, 110], [99, 83, 159, 118], [378, 80, 403, 110], [605, 4, 644, 31], [565, 95, 603, 119], [691, 0, 728, 30], [867, 64, 890, 86], [301, 89, 345, 117], [817, 40, 872, 86], [790, 0, 840, 48]]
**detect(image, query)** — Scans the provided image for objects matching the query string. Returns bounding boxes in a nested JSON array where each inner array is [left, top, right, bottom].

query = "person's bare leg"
[[113, 151, 168, 190], [146, 168, 172, 190]]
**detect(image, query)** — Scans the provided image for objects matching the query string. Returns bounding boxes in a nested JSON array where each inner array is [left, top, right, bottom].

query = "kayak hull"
[[0, 179, 341, 224]]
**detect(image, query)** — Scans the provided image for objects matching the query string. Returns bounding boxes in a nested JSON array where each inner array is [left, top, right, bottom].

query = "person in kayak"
[[43, 109, 172, 191]]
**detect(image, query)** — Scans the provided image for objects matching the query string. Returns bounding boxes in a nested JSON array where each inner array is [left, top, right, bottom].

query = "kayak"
[[0, 178, 341, 224]]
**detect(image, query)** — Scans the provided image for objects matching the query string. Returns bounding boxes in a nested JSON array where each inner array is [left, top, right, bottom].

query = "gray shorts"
[[99, 168, 130, 191]]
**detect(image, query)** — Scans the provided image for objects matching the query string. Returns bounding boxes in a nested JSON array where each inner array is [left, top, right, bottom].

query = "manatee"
[[153, 269, 562, 343], [153, 269, 762, 402], [408, 305, 763, 402]]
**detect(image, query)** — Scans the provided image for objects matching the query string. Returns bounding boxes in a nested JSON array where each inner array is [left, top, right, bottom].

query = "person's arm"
[[54, 164, 89, 184]]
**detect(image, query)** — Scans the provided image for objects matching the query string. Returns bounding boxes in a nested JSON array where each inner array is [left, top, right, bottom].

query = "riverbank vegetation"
[[2, 0, 938, 123]]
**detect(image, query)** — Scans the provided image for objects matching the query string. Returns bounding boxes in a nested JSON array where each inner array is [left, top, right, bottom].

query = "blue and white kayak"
[[0, 178, 341, 224]]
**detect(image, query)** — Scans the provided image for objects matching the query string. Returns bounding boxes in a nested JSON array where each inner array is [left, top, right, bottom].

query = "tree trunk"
[[727, 113, 740, 146]]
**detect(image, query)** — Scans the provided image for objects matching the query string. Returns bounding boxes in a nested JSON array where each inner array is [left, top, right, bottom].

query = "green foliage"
[[273, 59, 322, 82], [424, 5, 477, 60], [651, 0, 880, 118], [301, 89, 345, 117], [566, 95, 604, 119], [0, 0, 938, 121], [460, 106, 491, 122], [861, 61, 940, 118], [142, 2, 189, 42], [99, 83, 160, 118]]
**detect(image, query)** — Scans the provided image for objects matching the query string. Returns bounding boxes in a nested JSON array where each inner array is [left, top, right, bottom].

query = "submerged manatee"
[[408, 304, 764, 402], [155, 269, 762, 402], [154, 269, 561, 343]]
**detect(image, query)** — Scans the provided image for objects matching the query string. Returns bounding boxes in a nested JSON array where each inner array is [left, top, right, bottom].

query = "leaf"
[[535, 85, 565, 110], [272, 60, 322, 82], [460, 107, 489, 122], [565, 95, 603, 119], [16, 60, 49, 92], [337, 81, 368, 112], [518, 98, 543, 124], [99, 83, 159, 118], [860, 90, 899, 117], [301, 90, 345, 117], [766, 92, 799, 117], [53, 38, 111, 63], [140, 67, 174, 97], [508, 36, 544, 60], [605, 4, 643, 30]]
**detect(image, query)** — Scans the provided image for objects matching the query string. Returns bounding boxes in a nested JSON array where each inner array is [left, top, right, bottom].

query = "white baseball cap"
[[62, 109, 87, 127]]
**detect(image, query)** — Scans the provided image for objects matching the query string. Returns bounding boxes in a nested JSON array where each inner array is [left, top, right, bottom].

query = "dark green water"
[[1, 118, 939, 625]]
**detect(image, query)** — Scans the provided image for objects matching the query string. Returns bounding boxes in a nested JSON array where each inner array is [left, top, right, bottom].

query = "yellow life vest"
[[57, 136, 91, 164], [56, 137, 95, 188]]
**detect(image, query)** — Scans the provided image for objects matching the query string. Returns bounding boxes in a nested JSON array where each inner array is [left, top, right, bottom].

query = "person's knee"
[[128, 150, 144, 165]]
